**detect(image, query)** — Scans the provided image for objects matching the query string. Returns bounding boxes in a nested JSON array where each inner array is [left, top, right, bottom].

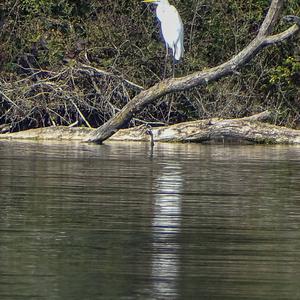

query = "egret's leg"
[[172, 57, 175, 78], [172, 44, 176, 78], [163, 44, 168, 79]]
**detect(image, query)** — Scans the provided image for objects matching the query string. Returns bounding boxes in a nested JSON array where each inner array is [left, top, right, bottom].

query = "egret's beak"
[[142, 0, 157, 2]]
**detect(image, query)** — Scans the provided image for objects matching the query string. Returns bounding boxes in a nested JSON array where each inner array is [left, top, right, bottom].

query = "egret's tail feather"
[[174, 41, 184, 61]]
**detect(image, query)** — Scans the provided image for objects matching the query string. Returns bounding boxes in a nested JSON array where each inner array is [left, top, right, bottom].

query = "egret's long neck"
[[156, 0, 170, 22]]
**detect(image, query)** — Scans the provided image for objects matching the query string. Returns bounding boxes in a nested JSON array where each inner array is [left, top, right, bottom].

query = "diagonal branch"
[[264, 24, 299, 44], [86, 0, 300, 144], [258, 0, 283, 36]]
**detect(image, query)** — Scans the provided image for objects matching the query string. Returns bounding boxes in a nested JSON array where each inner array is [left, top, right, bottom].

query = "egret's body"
[[144, 0, 184, 61]]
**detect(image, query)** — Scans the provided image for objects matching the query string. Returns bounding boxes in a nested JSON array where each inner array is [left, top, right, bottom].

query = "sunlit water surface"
[[0, 141, 300, 300]]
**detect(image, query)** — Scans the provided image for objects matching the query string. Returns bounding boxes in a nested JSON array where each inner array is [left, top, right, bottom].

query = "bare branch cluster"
[[0, 63, 140, 132]]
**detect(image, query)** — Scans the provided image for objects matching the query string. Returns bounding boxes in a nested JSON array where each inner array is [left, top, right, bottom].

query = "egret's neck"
[[156, 0, 170, 22], [158, 0, 170, 6]]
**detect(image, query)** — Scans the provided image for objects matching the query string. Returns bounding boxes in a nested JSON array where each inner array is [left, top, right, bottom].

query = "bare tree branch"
[[283, 15, 300, 25], [264, 24, 299, 44], [85, 0, 299, 143], [79, 64, 144, 91], [0, 89, 20, 109], [258, 0, 283, 36]]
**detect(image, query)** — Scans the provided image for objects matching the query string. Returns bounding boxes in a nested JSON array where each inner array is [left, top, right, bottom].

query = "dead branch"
[[78, 63, 144, 91], [0, 89, 20, 109], [69, 99, 92, 128], [283, 15, 300, 25], [86, 0, 300, 144], [0, 61, 142, 130]]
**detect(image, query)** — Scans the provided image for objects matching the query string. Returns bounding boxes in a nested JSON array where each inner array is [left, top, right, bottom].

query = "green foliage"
[[269, 57, 300, 86], [20, 0, 55, 15], [19, 0, 81, 16]]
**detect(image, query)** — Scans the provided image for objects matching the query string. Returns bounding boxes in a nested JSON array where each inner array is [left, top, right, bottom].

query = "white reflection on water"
[[151, 162, 183, 299]]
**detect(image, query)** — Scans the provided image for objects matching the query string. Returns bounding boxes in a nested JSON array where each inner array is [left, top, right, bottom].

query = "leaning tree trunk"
[[86, 0, 300, 144]]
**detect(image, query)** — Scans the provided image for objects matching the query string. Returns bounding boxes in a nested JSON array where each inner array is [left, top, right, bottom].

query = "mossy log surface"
[[1, 112, 300, 144]]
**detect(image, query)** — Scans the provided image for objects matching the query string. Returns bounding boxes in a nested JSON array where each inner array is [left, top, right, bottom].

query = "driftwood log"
[[1, 111, 300, 144], [110, 112, 300, 144], [85, 0, 300, 144]]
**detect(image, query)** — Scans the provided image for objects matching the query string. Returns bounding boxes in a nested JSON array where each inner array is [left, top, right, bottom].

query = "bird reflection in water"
[[151, 162, 183, 299]]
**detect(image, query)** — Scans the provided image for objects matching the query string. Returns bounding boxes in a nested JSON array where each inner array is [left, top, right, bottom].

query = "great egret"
[[143, 0, 184, 62]]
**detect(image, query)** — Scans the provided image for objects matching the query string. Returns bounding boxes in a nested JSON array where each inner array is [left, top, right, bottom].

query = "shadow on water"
[[0, 141, 300, 299]]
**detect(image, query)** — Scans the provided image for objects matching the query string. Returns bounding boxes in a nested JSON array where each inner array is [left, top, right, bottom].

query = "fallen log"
[[109, 113, 300, 145], [0, 126, 93, 141], [1, 111, 300, 144]]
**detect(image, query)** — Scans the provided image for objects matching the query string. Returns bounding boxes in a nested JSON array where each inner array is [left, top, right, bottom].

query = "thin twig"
[[0, 89, 20, 108], [69, 98, 92, 128], [79, 63, 144, 91]]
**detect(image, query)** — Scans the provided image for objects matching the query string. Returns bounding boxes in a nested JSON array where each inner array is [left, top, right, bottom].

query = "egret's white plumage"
[[143, 0, 184, 61]]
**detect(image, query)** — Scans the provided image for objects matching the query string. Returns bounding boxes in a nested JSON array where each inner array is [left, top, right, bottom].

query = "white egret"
[[143, 0, 184, 62]]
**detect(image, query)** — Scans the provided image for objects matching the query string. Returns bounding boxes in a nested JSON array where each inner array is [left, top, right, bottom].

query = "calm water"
[[0, 141, 300, 300]]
